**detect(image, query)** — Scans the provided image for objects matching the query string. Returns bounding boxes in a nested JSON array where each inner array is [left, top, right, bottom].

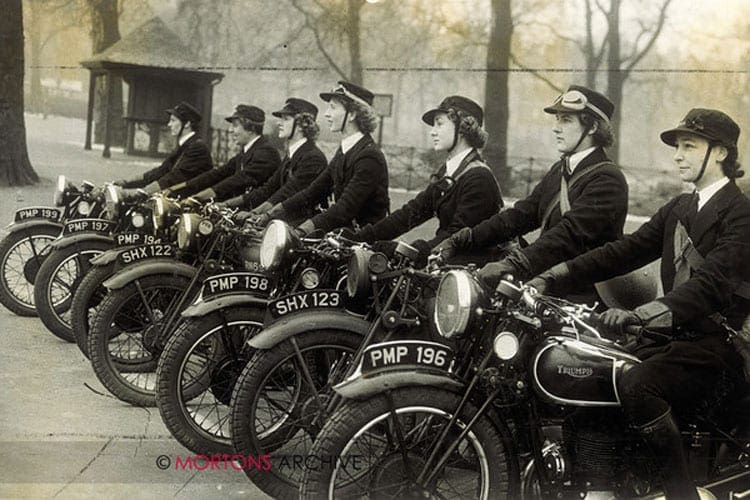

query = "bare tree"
[[0, 0, 39, 185]]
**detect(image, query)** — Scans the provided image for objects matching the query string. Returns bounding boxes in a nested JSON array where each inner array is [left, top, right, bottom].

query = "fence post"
[[526, 157, 535, 196]]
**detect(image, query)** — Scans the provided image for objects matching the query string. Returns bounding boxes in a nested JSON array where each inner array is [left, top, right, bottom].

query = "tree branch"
[[624, 0, 672, 74], [509, 52, 564, 93], [524, 20, 585, 50], [289, 0, 349, 80]]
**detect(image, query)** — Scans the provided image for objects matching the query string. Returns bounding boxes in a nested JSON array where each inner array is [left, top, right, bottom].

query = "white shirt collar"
[[288, 138, 307, 159], [445, 148, 473, 177], [340, 131, 364, 154], [566, 146, 597, 174], [178, 131, 195, 146], [697, 177, 730, 211], [243, 135, 260, 153]]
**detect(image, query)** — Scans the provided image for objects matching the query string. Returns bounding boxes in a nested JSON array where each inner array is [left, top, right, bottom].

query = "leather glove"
[[267, 203, 287, 221], [235, 210, 252, 222], [338, 227, 361, 241], [250, 201, 273, 216], [296, 219, 316, 237], [433, 227, 473, 261], [478, 258, 517, 289], [525, 262, 571, 296], [410, 239, 432, 268], [250, 212, 272, 227], [372, 240, 398, 258], [596, 308, 642, 336]]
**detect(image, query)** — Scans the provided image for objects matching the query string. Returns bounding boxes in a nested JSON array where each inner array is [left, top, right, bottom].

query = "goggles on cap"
[[329, 84, 370, 108], [552, 90, 609, 123]]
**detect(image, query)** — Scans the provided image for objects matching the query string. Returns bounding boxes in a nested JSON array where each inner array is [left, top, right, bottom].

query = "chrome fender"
[[89, 245, 138, 266], [7, 219, 63, 234], [334, 369, 464, 401], [182, 294, 270, 318], [103, 260, 196, 290], [247, 310, 370, 350], [47, 232, 113, 251]]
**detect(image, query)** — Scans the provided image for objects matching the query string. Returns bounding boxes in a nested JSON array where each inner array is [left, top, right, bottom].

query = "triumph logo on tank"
[[557, 365, 594, 378]]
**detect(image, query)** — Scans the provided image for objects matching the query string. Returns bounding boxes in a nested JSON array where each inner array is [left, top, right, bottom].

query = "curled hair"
[[446, 109, 489, 149], [237, 117, 263, 135], [342, 99, 378, 134], [720, 146, 744, 179], [579, 113, 614, 148], [295, 112, 319, 140]]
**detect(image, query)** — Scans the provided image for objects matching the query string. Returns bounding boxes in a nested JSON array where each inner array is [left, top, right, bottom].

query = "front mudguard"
[[247, 309, 371, 350], [103, 260, 197, 290], [47, 232, 113, 251], [7, 219, 63, 235], [333, 367, 465, 401], [89, 245, 138, 266], [182, 293, 270, 318]]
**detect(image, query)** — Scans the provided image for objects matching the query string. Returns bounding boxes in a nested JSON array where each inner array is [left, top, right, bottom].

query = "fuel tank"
[[532, 335, 640, 407]]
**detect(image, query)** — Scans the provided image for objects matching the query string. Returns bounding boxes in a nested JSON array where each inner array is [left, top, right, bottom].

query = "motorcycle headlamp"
[[347, 248, 388, 299], [260, 220, 294, 271], [53, 175, 67, 207], [104, 184, 121, 218], [131, 211, 145, 228], [76, 200, 92, 216], [434, 269, 487, 339], [177, 213, 202, 250], [300, 268, 321, 290], [493, 331, 519, 361], [152, 195, 180, 229]]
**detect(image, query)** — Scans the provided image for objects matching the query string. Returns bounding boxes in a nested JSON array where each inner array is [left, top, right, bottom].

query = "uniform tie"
[[562, 155, 573, 182]]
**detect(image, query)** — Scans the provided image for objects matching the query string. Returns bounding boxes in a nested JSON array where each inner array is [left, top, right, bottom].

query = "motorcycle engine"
[[562, 410, 628, 487]]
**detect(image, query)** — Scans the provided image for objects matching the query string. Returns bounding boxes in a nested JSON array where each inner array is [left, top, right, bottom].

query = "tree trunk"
[[87, 0, 124, 147], [605, 0, 622, 162], [346, 0, 365, 85], [483, 0, 513, 187], [27, 0, 43, 114], [0, 0, 39, 186]]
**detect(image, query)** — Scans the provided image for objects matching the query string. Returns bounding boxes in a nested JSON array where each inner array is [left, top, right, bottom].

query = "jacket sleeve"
[[427, 168, 501, 248], [155, 140, 213, 189], [266, 150, 327, 206], [245, 164, 283, 208], [470, 172, 549, 248], [657, 200, 750, 326], [282, 164, 334, 214], [177, 159, 235, 196], [310, 153, 387, 232], [123, 161, 170, 188], [519, 169, 628, 276], [211, 144, 281, 199], [358, 187, 434, 242]]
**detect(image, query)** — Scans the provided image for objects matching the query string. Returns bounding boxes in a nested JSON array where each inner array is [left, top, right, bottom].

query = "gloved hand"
[[250, 201, 272, 216], [181, 197, 202, 210], [338, 227, 361, 241], [119, 188, 143, 200], [112, 179, 129, 187], [596, 308, 642, 336], [477, 258, 517, 289], [235, 211, 252, 222], [250, 212, 272, 227], [410, 239, 432, 268], [433, 227, 473, 261], [372, 240, 398, 258], [296, 219, 316, 237], [525, 262, 571, 296]]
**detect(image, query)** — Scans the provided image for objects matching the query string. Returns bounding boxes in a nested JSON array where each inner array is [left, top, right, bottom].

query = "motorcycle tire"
[[88, 273, 191, 407], [230, 329, 361, 500], [0, 226, 59, 316], [300, 387, 518, 500], [34, 239, 112, 342], [70, 262, 116, 358], [156, 306, 264, 455]]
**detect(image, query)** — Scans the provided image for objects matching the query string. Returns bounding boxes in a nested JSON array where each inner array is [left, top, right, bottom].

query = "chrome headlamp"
[[53, 175, 67, 207], [347, 247, 388, 299], [104, 184, 121, 218], [177, 213, 203, 250], [434, 269, 488, 339], [260, 220, 294, 271]]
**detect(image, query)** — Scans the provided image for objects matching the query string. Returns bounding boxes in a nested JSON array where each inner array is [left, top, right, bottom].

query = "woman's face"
[[324, 98, 347, 133], [430, 112, 456, 151], [277, 115, 295, 139], [168, 115, 183, 136], [552, 112, 591, 153], [672, 133, 725, 186]]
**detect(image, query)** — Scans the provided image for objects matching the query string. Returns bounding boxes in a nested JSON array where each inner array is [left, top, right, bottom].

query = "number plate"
[[361, 340, 454, 373], [201, 272, 272, 299], [117, 244, 175, 265], [62, 218, 115, 235], [115, 232, 160, 246], [14, 206, 62, 223], [268, 290, 343, 320]]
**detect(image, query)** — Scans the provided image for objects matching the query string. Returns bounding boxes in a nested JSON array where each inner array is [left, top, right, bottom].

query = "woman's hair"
[[720, 145, 744, 179], [579, 112, 614, 148], [295, 112, 319, 140], [446, 109, 489, 149], [342, 99, 378, 134], [237, 117, 263, 135]]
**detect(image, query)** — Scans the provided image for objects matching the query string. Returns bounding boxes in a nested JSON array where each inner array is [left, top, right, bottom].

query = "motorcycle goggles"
[[545, 90, 610, 124]]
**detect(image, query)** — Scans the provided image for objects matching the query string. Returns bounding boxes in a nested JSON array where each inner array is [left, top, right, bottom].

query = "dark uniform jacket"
[[243, 140, 327, 213], [179, 136, 281, 200], [471, 147, 628, 280], [282, 134, 389, 232], [122, 134, 212, 189], [357, 149, 503, 263], [565, 181, 750, 335]]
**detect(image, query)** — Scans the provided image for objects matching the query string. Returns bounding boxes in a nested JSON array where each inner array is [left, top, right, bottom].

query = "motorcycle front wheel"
[[300, 386, 518, 500], [0, 226, 59, 316], [70, 263, 116, 358], [156, 305, 264, 455]]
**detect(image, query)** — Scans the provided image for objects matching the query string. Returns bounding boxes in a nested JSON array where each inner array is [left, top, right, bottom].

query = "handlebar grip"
[[624, 324, 643, 336]]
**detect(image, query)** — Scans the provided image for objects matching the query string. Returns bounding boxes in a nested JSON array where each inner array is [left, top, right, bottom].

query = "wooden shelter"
[[81, 17, 224, 158]]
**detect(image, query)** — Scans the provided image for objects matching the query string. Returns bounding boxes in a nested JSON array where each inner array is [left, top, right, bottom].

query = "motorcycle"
[[0, 175, 103, 316], [32, 184, 153, 341], [229, 240, 449, 499], [154, 220, 355, 456], [300, 271, 750, 499]]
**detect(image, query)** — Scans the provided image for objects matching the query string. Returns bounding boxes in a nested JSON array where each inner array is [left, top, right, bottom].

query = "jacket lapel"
[[690, 182, 740, 246]]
